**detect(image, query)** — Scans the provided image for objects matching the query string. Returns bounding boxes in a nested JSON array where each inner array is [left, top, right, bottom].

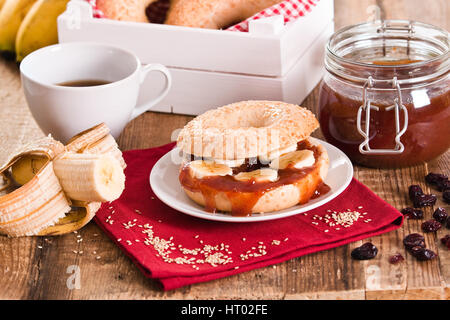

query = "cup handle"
[[131, 63, 172, 120]]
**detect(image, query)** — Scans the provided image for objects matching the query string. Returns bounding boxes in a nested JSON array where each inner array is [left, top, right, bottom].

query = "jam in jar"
[[319, 20, 450, 168]]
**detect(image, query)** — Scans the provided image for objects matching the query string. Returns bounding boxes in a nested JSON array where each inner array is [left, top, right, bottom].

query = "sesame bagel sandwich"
[[177, 101, 329, 216]]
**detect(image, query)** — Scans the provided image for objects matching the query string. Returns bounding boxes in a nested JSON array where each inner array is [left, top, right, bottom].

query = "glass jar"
[[318, 20, 450, 168]]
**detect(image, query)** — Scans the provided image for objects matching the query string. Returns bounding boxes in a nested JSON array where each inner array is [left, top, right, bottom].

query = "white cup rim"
[[19, 41, 142, 91]]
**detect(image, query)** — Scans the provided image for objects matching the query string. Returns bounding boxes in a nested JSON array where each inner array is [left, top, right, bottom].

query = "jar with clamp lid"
[[318, 20, 450, 168]]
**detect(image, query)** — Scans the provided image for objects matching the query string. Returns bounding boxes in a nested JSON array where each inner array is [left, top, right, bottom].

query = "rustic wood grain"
[[0, 0, 448, 300]]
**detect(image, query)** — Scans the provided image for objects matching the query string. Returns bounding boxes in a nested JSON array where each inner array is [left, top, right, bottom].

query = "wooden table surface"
[[0, 0, 449, 300]]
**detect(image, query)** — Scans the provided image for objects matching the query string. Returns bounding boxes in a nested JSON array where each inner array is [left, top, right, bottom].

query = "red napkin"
[[94, 143, 403, 291]]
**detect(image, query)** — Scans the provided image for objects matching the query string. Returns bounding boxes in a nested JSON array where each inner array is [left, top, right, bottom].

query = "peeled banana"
[[0, 123, 126, 237], [0, 0, 6, 11], [53, 153, 125, 202], [15, 0, 70, 61], [189, 160, 232, 179], [234, 168, 278, 182], [270, 150, 315, 170], [0, 0, 37, 53]]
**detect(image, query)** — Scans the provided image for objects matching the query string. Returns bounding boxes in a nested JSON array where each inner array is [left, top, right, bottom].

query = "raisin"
[[425, 173, 448, 186], [432, 207, 448, 223], [441, 235, 450, 246], [388, 253, 404, 264], [408, 185, 424, 201], [403, 233, 425, 250], [401, 207, 424, 219], [351, 242, 378, 260], [447, 216, 450, 229], [413, 194, 437, 208], [409, 246, 437, 261], [437, 179, 450, 192], [443, 190, 450, 204], [421, 219, 442, 233]]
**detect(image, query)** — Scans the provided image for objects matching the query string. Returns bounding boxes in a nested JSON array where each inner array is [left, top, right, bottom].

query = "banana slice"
[[270, 150, 315, 170], [259, 144, 298, 164], [53, 153, 125, 202], [213, 158, 245, 168], [234, 168, 278, 182], [188, 160, 232, 179]]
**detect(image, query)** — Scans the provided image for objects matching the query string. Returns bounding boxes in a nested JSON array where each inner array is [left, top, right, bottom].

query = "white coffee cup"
[[20, 42, 171, 143]]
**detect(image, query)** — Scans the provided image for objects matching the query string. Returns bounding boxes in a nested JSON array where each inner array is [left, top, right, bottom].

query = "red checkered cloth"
[[227, 0, 320, 32], [84, 0, 320, 32], [84, 0, 103, 18]]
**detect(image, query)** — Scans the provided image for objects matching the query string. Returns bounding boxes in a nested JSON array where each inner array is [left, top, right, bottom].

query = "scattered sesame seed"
[[37, 245, 42, 249]]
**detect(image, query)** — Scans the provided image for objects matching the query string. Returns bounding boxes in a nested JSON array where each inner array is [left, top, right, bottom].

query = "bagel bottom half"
[[179, 139, 329, 215]]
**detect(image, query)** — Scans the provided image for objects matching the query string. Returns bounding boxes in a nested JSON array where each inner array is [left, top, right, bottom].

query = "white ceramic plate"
[[150, 138, 353, 222]]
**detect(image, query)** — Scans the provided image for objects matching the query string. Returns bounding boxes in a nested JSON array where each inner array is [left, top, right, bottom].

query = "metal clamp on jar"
[[318, 20, 450, 168]]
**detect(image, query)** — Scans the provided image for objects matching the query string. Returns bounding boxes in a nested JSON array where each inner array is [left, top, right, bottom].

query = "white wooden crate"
[[57, 0, 334, 115]]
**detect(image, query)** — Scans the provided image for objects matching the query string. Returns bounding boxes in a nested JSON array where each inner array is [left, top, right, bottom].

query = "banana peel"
[[0, 0, 38, 53], [11, 155, 48, 185], [38, 202, 101, 236], [15, 0, 69, 62]]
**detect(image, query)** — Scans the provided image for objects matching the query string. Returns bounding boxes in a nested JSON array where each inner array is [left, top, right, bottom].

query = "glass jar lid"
[[325, 20, 450, 87]]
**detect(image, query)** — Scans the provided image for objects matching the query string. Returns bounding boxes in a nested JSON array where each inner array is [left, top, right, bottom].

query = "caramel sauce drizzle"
[[179, 140, 330, 216]]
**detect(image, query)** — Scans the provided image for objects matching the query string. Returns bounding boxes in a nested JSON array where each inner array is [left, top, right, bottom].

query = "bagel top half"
[[176, 101, 319, 161]]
